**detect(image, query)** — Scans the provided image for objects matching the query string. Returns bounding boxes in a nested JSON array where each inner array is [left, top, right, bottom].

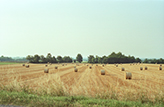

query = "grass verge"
[[0, 62, 21, 65], [0, 90, 164, 107]]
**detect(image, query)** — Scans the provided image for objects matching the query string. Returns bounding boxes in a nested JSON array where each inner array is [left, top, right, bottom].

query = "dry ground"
[[0, 63, 163, 100]]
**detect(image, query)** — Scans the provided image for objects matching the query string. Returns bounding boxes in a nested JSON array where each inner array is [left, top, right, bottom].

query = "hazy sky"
[[0, 0, 164, 59]]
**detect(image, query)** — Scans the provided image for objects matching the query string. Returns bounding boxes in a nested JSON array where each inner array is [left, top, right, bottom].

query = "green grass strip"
[[0, 62, 21, 65], [0, 90, 164, 107]]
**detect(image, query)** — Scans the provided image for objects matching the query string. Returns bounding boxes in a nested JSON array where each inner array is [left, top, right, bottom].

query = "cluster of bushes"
[[88, 52, 141, 64]]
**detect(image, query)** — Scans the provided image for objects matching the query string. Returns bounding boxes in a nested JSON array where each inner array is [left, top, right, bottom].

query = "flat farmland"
[[0, 63, 163, 100]]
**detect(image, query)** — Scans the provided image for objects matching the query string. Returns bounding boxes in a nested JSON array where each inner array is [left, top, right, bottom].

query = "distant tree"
[[91, 57, 95, 63], [26, 55, 34, 63], [98, 57, 102, 63], [52, 56, 57, 63], [57, 56, 63, 63], [40, 55, 47, 63], [33, 54, 40, 63], [63, 56, 72, 63], [76, 54, 83, 63], [135, 58, 141, 63], [143, 58, 149, 63], [88, 55, 94, 63], [46, 53, 53, 63]]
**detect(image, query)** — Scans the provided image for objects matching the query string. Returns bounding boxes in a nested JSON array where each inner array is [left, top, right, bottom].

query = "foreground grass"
[[0, 62, 22, 65], [0, 90, 163, 107]]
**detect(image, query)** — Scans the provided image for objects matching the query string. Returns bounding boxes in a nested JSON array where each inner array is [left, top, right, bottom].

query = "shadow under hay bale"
[[101, 70, 105, 75], [121, 67, 125, 71], [44, 68, 49, 73], [125, 72, 132, 80], [140, 67, 143, 70], [55, 66, 58, 69], [145, 66, 148, 70], [45, 64, 48, 67], [89, 66, 92, 69], [74, 68, 78, 72], [159, 67, 162, 70], [26, 65, 29, 68]]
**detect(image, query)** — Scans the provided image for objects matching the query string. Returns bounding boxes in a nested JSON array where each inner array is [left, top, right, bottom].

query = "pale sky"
[[0, 0, 164, 59]]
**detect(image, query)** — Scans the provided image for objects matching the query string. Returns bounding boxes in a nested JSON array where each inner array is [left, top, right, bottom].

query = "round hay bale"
[[87, 65, 88, 66], [125, 72, 132, 79], [101, 70, 105, 75], [74, 68, 78, 72], [160, 64, 162, 66], [89, 66, 92, 69], [55, 66, 58, 69], [62, 64, 64, 66], [96, 65, 98, 66], [116, 64, 118, 67], [50, 63, 52, 65], [159, 67, 162, 70], [22, 64, 25, 66], [102, 65, 104, 67], [145, 66, 148, 70], [26, 65, 29, 68], [44, 68, 49, 73], [121, 67, 125, 71], [45, 64, 48, 67], [140, 67, 143, 70]]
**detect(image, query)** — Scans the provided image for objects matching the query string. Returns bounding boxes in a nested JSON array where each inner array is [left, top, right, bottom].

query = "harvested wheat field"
[[0, 63, 164, 101]]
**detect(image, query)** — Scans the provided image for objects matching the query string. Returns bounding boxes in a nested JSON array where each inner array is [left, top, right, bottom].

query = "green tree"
[[143, 58, 149, 63], [76, 54, 83, 63], [40, 55, 47, 63], [33, 54, 40, 63], [135, 58, 141, 63], [52, 56, 57, 63], [88, 55, 94, 63], [26, 55, 34, 63], [46, 53, 53, 63], [57, 56, 63, 63]]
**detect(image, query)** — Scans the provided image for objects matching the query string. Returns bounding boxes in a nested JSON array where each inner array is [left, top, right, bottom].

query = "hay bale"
[[101, 70, 105, 75], [125, 72, 132, 79], [121, 67, 125, 71], [74, 68, 78, 72], [55, 66, 58, 69], [96, 65, 98, 66], [44, 68, 49, 73], [89, 66, 92, 69], [140, 67, 143, 70], [26, 65, 29, 68], [87, 65, 88, 66], [62, 64, 64, 66], [102, 65, 104, 67], [160, 64, 162, 66], [159, 67, 162, 70], [45, 64, 48, 67], [145, 66, 148, 70], [116, 64, 118, 67], [22, 64, 25, 66]]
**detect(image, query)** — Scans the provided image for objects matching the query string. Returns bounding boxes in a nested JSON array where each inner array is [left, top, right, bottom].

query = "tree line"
[[88, 52, 142, 64], [0, 56, 27, 62], [143, 58, 164, 64], [26, 53, 83, 63]]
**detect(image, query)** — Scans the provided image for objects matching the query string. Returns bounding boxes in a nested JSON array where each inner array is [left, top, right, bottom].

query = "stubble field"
[[0, 63, 163, 101]]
